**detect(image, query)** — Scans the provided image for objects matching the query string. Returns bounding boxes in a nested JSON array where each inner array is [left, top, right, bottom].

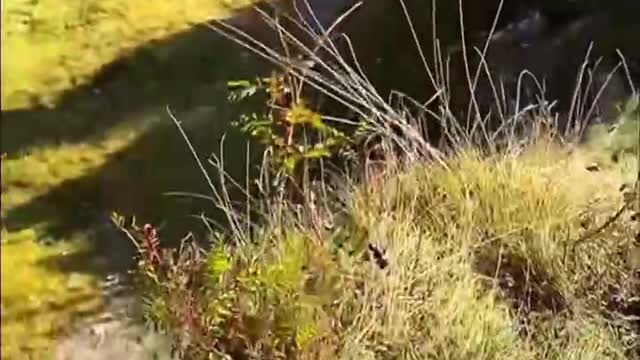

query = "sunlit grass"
[[0, 120, 150, 358], [1, 0, 244, 109], [136, 136, 639, 358], [1, 124, 143, 210], [1, 229, 102, 360], [0, 0, 251, 357]]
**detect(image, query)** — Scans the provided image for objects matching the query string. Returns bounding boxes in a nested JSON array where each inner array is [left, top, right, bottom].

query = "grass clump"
[[128, 136, 639, 359], [125, 5, 640, 358]]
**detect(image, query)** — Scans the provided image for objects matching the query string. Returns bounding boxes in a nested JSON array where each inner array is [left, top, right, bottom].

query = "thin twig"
[[572, 204, 628, 250]]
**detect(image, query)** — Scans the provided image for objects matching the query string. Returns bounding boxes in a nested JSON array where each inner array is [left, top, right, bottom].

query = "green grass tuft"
[[132, 138, 639, 359]]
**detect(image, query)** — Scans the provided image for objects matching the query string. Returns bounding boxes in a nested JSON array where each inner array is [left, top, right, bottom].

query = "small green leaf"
[[283, 155, 299, 174], [207, 249, 232, 281]]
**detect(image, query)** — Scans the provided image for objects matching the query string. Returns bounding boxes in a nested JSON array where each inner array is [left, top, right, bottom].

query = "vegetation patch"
[[3, 1, 640, 359], [127, 136, 640, 358], [1, 0, 252, 357], [1, 0, 244, 110]]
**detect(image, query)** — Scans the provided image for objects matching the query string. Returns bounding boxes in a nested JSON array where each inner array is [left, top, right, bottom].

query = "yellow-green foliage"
[[1, 230, 102, 359], [586, 94, 640, 160], [141, 140, 639, 359], [1, 0, 246, 357], [1, 0, 240, 109], [135, 229, 341, 358]]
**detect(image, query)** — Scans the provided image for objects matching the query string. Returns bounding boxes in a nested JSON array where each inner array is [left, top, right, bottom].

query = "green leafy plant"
[[115, 212, 347, 359], [228, 72, 349, 177]]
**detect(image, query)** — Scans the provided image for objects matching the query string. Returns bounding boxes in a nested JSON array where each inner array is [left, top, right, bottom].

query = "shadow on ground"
[[5, 0, 640, 278], [2, 20, 275, 274]]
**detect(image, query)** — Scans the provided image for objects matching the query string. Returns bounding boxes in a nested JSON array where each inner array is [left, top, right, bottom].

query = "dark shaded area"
[[339, 0, 640, 109], [283, 0, 639, 149], [2, 20, 276, 274], [474, 247, 568, 316]]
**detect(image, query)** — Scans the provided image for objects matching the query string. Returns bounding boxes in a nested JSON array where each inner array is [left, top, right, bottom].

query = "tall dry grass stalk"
[[139, 3, 640, 358], [177, 0, 636, 230], [211, 0, 633, 148]]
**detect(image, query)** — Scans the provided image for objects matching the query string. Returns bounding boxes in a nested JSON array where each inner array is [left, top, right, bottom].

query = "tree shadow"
[[4, 0, 640, 278], [1, 18, 271, 156], [2, 17, 277, 275], [17, 107, 268, 274]]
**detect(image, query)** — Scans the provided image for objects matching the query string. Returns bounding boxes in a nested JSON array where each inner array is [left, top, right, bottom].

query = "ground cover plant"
[[120, 2, 640, 358], [125, 119, 640, 359]]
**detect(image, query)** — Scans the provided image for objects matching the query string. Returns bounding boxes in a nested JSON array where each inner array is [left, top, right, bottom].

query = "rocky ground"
[[55, 272, 175, 360]]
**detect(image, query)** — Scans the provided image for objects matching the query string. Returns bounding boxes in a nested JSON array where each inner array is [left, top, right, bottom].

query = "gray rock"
[[55, 320, 175, 360], [56, 271, 174, 360]]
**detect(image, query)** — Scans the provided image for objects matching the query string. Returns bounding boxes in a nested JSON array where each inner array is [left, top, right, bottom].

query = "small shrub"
[[228, 72, 350, 179], [119, 216, 350, 359]]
